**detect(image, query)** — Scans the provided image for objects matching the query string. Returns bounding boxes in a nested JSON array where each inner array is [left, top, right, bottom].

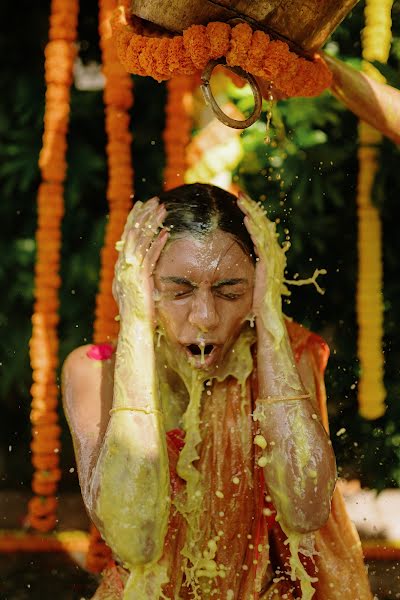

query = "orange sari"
[[92, 322, 372, 599]]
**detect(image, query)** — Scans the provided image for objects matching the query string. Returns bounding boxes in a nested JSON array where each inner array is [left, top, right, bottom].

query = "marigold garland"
[[28, 0, 79, 534], [86, 0, 135, 574], [93, 0, 134, 346], [356, 0, 393, 420], [0, 530, 90, 553], [111, 7, 332, 98], [163, 75, 195, 190]]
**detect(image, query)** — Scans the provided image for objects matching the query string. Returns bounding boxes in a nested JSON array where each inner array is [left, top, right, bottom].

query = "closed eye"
[[173, 288, 193, 298], [212, 279, 249, 300], [214, 290, 244, 300]]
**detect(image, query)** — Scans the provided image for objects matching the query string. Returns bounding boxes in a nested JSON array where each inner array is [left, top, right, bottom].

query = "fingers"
[[238, 192, 272, 262], [244, 216, 260, 258], [238, 195, 264, 233], [122, 197, 159, 241], [146, 228, 169, 274], [119, 197, 163, 260], [134, 203, 166, 262], [118, 198, 168, 272], [238, 192, 258, 224], [237, 192, 266, 220]]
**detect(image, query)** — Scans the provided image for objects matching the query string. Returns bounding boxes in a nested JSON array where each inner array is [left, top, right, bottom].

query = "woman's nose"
[[188, 288, 219, 331]]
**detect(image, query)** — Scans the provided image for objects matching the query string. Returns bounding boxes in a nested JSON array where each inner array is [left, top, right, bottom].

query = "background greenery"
[[0, 0, 399, 492]]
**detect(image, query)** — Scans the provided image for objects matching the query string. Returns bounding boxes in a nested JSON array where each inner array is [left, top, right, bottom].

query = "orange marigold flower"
[[33, 468, 62, 484], [167, 37, 193, 75], [38, 181, 63, 198], [139, 38, 169, 81], [125, 34, 147, 75], [116, 28, 137, 70], [35, 272, 62, 288], [31, 357, 58, 370], [104, 86, 133, 110], [275, 54, 301, 94], [49, 13, 78, 41], [260, 40, 291, 80], [226, 23, 253, 70], [32, 424, 62, 440], [52, 0, 78, 15], [46, 83, 69, 102], [28, 496, 58, 517], [31, 372, 56, 387], [111, 13, 331, 99], [206, 22, 231, 58], [31, 452, 59, 469], [32, 480, 57, 497], [106, 140, 132, 155], [29, 512, 58, 532], [49, 26, 76, 42], [247, 30, 270, 76], [31, 438, 60, 455], [40, 162, 67, 184], [32, 312, 59, 326], [183, 25, 211, 70], [154, 37, 171, 78]]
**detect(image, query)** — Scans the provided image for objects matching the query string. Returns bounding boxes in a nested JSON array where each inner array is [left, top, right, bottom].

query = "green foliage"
[[1, 0, 399, 490]]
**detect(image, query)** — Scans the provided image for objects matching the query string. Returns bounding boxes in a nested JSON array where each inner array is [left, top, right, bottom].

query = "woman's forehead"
[[155, 231, 254, 281]]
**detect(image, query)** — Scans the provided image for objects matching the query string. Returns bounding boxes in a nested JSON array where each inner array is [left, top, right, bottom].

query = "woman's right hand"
[[113, 197, 168, 321]]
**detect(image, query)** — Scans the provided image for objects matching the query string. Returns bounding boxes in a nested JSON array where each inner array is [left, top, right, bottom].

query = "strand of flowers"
[[163, 75, 195, 190], [111, 7, 331, 98], [0, 530, 89, 553], [356, 0, 393, 420], [86, 0, 135, 574], [27, 0, 79, 533]]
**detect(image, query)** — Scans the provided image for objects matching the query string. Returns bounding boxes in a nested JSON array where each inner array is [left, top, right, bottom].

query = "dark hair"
[[157, 183, 255, 261]]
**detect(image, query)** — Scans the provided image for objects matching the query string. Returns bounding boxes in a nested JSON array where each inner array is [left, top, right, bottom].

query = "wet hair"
[[157, 183, 255, 262]]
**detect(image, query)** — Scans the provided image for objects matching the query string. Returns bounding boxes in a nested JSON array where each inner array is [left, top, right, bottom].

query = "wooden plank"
[[132, 0, 235, 33], [131, 0, 359, 52], [253, 0, 360, 52]]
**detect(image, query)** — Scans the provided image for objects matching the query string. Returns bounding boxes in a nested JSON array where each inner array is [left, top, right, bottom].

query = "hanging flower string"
[[111, 7, 331, 98], [27, 0, 79, 533], [86, 0, 135, 574], [93, 0, 134, 345], [356, 0, 393, 419], [163, 75, 195, 190]]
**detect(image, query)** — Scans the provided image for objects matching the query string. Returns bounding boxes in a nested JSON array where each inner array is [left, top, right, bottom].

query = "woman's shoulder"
[[285, 319, 330, 372], [64, 342, 115, 370], [62, 344, 116, 497], [62, 343, 116, 406]]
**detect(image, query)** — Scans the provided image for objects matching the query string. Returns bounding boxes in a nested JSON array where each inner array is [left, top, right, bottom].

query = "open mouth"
[[187, 344, 214, 356], [184, 343, 217, 367]]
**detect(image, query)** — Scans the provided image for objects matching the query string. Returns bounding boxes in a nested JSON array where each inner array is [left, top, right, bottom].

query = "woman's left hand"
[[237, 191, 284, 322], [238, 191, 337, 534]]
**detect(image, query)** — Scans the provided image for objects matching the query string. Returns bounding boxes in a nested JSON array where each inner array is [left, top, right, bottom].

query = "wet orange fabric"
[[91, 322, 372, 599]]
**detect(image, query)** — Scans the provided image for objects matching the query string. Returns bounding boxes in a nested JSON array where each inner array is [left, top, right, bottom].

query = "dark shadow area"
[[0, 552, 399, 599], [367, 560, 400, 600], [0, 552, 98, 600]]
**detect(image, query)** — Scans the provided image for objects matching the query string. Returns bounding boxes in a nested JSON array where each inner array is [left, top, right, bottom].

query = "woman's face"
[[154, 229, 255, 371]]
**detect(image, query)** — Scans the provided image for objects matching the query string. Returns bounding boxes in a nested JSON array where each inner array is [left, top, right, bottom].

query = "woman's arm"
[[255, 325, 336, 533], [324, 53, 400, 146], [238, 193, 336, 534], [63, 198, 170, 568]]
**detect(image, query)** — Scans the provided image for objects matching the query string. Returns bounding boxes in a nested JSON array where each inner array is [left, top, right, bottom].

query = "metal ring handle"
[[200, 58, 263, 130]]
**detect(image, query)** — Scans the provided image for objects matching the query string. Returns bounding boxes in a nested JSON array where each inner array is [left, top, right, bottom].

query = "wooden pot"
[[131, 0, 359, 54]]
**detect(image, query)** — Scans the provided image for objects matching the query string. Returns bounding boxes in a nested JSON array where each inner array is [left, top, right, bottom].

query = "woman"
[[62, 183, 372, 599]]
